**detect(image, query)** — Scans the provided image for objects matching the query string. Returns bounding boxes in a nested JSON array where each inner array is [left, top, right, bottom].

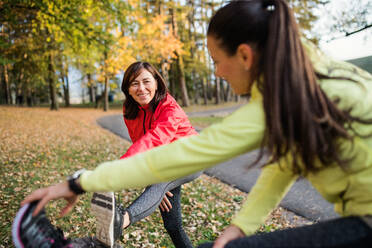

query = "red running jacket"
[[120, 93, 197, 159]]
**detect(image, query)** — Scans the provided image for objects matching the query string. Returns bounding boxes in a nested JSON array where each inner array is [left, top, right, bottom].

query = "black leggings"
[[198, 216, 372, 248], [125, 172, 201, 248]]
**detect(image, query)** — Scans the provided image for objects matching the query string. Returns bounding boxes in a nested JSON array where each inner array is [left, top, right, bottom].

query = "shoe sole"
[[91, 192, 115, 247], [12, 203, 30, 248]]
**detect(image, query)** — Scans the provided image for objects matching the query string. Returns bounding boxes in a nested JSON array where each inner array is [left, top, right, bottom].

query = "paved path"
[[97, 108, 338, 222]]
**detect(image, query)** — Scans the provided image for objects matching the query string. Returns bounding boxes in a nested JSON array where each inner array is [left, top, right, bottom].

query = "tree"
[[0, 0, 125, 110], [313, 0, 372, 41]]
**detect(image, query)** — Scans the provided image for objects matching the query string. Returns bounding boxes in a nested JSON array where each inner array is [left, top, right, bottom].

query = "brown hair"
[[121, 62, 168, 119], [208, 0, 371, 174]]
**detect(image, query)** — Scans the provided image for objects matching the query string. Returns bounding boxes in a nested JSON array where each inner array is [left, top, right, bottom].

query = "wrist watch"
[[67, 169, 86, 195]]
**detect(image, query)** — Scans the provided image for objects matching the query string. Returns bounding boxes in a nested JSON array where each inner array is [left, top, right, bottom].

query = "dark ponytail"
[[208, 0, 368, 174]]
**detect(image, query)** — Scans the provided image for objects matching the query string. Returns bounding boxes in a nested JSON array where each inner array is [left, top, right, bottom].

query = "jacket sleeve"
[[231, 163, 298, 235], [80, 99, 265, 190], [120, 105, 191, 159]]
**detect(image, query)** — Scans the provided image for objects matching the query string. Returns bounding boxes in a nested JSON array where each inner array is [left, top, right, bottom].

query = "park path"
[[96, 106, 338, 223]]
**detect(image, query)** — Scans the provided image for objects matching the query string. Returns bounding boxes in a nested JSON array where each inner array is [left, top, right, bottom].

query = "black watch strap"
[[67, 169, 86, 195], [68, 178, 85, 195]]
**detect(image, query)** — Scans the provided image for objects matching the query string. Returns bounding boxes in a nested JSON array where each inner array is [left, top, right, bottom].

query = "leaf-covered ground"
[[0, 107, 310, 248]]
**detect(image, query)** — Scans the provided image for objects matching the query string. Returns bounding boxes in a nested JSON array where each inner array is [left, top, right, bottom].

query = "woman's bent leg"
[[125, 172, 201, 225], [160, 186, 193, 248], [198, 217, 372, 248]]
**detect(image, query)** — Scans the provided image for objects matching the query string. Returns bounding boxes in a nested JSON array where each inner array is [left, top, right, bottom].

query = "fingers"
[[159, 202, 165, 212], [21, 182, 76, 217], [33, 192, 51, 216], [60, 195, 78, 217], [159, 192, 173, 212], [160, 199, 169, 212], [163, 195, 172, 210], [21, 188, 49, 216], [159, 195, 172, 212], [21, 188, 47, 207], [60, 202, 74, 217]]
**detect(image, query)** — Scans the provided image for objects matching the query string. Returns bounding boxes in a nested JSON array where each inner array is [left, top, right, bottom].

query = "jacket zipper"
[[142, 108, 146, 134]]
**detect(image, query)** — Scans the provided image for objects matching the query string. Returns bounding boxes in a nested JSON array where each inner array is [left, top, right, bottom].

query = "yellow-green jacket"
[[81, 43, 372, 235]]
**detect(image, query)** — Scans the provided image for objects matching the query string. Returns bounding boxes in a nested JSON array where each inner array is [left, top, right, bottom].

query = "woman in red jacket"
[[91, 61, 201, 248]]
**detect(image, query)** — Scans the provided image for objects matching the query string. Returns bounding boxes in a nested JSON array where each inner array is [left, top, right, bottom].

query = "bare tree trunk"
[[17, 68, 25, 106], [194, 83, 200, 104], [156, 0, 163, 14], [170, 7, 190, 107], [104, 75, 109, 111], [215, 77, 221, 104], [169, 62, 177, 98], [81, 87, 85, 104], [176, 54, 190, 107], [48, 54, 59, 110], [61, 69, 70, 107], [188, 0, 197, 104], [31, 89, 37, 106], [207, 77, 212, 101], [26, 82, 32, 107], [226, 83, 232, 102], [1, 65, 11, 104], [21, 77, 29, 107], [161, 62, 170, 87], [202, 77, 208, 105], [64, 66, 70, 107], [103, 51, 109, 111], [87, 73, 95, 103], [235, 94, 240, 102], [220, 79, 226, 102]]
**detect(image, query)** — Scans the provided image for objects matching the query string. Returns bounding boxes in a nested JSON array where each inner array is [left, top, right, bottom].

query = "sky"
[[320, 31, 372, 61], [315, 0, 372, 60]]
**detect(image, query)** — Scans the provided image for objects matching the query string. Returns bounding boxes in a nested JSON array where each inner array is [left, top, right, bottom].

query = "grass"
[[0, 106, 304, 248], [189, 116, 224, 129]]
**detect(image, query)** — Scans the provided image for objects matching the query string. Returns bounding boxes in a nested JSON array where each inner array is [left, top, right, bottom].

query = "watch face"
[[71, 169, 86, 179]]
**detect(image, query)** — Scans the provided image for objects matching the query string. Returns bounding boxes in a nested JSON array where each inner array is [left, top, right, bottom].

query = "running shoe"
[[12, 201, 72, 248], [91, 192, 125, 247]]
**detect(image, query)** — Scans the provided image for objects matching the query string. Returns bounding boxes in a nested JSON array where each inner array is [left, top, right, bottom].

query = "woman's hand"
[[213, 225, 245, 248], [159, 191, 173, 212], [21, 181, 78, 217]]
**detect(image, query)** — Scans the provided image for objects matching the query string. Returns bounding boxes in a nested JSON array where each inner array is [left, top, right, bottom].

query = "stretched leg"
[[90, 172, 201, 247], [160, 186, 193, 248], [124, 172, 202, 226], [198, 217, 372, 248]]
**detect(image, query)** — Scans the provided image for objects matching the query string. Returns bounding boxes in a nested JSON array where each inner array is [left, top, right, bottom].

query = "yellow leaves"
[[132, 13, 184, 64]]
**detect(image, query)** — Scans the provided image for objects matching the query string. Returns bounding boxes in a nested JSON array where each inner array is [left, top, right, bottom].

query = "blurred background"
[[1, 0, 371, 110]]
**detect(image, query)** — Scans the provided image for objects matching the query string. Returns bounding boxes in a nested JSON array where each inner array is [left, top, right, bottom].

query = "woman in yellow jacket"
[[19, 0, 372, 247]]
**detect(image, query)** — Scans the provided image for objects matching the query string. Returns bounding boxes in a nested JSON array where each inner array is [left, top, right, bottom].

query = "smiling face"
[[207, 35, 254, 95], [128, 69, 158, 107]]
